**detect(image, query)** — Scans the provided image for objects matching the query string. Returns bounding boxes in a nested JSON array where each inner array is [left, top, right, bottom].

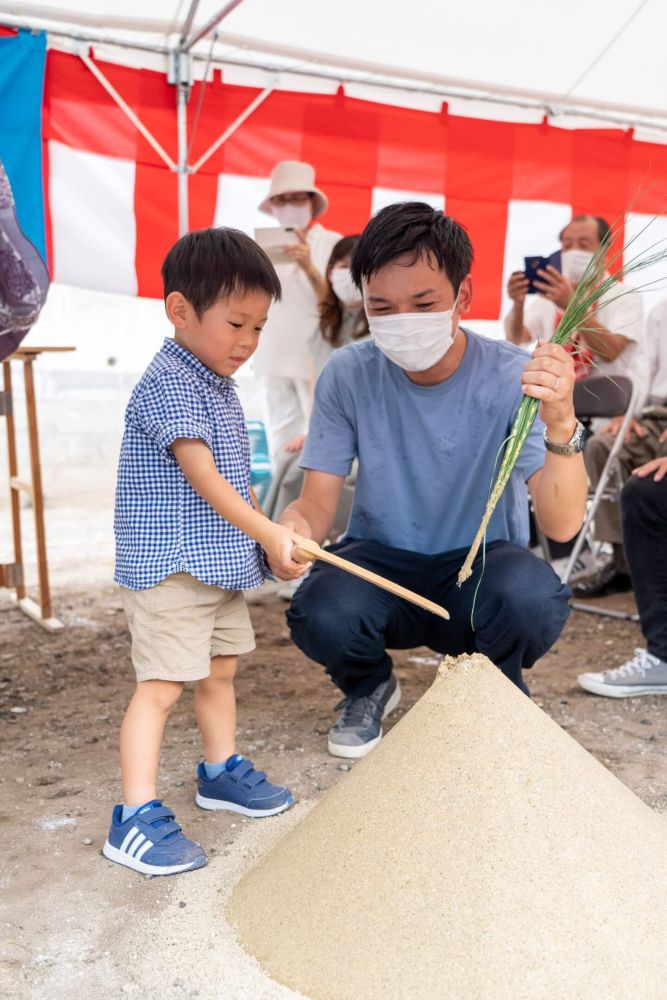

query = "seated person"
[[0, 158, 50, 361], [504, 215, 645, 396], [578, 454, 667, 697], [575, 296, 667, 597], [275, 202, 587, 759]]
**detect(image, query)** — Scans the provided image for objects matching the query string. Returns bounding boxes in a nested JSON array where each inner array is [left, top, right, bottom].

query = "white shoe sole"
[[327, 682, 402, 759], [102, 840, 205, 876], [578, 675, 667, 698], [195, 794, 293, 817]]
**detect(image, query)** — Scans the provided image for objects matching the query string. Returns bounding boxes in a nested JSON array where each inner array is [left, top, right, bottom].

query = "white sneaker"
[[550, 547, 600, 583], [578, 648, 667, 698]]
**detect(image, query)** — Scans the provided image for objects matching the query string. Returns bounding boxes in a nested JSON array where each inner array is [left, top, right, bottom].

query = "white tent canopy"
[[2, 0, 667, 135]]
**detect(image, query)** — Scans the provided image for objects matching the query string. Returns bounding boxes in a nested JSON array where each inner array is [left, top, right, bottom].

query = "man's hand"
[[284, 433, 306, 454], [261, 523, 310, 580], [521, 341, 577, 441], [533, 265, 575, 310], [602, 415, 647, 444], [507, 270, 530, 305], [633, 456, 667, 482]]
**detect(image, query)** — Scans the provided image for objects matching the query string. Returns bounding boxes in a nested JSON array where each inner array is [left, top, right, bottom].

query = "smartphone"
[[254, 226, 300, 265], [523, 250, 561, 293]]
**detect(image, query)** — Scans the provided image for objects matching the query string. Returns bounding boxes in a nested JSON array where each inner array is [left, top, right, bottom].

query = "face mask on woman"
[[561, 249, 595, 285], [330, 268, 363, 309], [272, 202, 312, 229], [367, 301, 459, 372]]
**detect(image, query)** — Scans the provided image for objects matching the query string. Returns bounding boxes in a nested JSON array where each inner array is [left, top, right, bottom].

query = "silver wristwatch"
[[543, 419, 586, 456]]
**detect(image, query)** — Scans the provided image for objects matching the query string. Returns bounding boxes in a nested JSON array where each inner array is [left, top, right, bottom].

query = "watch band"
[[543, 419, 585, 456]]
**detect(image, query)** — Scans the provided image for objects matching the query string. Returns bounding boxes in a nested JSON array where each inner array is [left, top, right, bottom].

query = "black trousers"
[[621, 473, 667, 662], [287, 538, 571, 697]]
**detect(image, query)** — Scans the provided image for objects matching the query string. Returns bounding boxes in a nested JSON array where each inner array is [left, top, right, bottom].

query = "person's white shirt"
[[524, 282, 648, 410], [644, 298, 667, 405], [253, 223, 342, 379]]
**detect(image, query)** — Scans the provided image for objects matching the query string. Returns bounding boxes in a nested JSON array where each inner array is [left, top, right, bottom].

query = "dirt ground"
[[1, 581, 666, 999]]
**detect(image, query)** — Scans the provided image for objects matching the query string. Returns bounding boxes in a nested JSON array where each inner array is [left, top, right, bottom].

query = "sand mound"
[[229, 654, 667, 999]]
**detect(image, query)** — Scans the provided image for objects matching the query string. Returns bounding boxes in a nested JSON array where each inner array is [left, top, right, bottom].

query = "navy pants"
[[287, 539, 571, 697], [621, 473, 667, 663]]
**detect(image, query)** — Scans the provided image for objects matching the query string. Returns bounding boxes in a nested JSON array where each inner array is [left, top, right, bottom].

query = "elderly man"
[[504, 214, 645, 398], [0, 158, 50, 361], [253, 160, 341, 462], [276, 202, 587, 759]]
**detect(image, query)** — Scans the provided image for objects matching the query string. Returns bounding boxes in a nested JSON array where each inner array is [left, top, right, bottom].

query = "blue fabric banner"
[[0, 29, 48, 264]]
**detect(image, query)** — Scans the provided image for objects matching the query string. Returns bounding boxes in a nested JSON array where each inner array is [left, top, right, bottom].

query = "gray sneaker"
[[327, 674, 401, 759], [578, 648, 667, 698]]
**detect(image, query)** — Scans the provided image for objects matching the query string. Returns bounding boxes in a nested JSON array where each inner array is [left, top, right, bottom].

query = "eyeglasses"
[[271, 192, 313, 205]]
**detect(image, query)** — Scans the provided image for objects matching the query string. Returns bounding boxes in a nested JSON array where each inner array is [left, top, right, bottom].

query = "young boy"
[[103, 228, 308, 877]]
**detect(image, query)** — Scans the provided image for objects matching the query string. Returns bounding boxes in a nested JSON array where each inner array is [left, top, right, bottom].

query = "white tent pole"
[[79, 52, 177, 171], [179, 0, 201, 47], [177, 81, 189, 236], [189, 84, 274, 175], [182, 0, 246, 53]]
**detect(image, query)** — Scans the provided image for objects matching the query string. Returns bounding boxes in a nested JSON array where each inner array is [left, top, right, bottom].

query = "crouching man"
[[275, 203, 587, 758]]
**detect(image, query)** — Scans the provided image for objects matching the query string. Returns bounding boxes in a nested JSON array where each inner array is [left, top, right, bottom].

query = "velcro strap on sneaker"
[[148, 820, 182, 842], [228, 759, 255, 783], [138, 806, 176, 826], [244, 769, 267, 788]]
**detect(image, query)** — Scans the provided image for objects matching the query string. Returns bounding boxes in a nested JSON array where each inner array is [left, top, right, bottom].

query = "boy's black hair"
[[161, 227, 281, 317], [350, 202, 474, 292], [560, 214, 612, 247]]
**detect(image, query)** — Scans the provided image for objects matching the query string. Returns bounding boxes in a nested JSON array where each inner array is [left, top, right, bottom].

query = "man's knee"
[[481, 548, 570, 640], [287, 567, 389, 663]]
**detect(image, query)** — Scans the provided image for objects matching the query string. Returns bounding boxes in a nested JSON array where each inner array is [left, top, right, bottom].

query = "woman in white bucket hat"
[[253, 161, 341, 463]]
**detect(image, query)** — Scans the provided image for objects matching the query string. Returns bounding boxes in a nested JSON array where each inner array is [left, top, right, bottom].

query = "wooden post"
[[2, 360, 25, 598], [1, 347, 74, 631], [22, 356, 52, 621]]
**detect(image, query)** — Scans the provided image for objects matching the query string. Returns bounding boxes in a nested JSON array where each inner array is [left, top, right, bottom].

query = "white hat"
[[259, 160, 328, 218]]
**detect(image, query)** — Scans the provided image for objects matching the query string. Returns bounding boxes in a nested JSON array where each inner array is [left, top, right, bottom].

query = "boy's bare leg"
[[120, 679, 184, 805], [194, 655, 237, 763]]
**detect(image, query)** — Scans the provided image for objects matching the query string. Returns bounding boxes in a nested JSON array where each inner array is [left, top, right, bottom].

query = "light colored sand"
[[229, 655, 667, 1000], [131, 806, 311, 1000]]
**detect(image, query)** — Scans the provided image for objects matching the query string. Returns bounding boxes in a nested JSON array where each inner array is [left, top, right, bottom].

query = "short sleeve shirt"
[[114, 338, 268, 590], [300, 330, 546, 554]]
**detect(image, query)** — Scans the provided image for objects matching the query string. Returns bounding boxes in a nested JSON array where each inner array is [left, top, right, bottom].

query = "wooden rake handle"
[[293, 539, 450, 621]]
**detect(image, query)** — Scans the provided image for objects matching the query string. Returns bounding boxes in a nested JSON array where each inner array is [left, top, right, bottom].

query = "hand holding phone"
[[523, 251, 561, 293]]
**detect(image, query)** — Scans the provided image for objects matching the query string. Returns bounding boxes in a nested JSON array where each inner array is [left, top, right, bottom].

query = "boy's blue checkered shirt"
[[114, 337, 269, 591]]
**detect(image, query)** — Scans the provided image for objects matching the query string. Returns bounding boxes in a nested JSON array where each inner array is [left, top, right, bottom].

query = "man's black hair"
[[350, 202, 474, 292], [162, 227, 281, 317], [560, 214, 612, 247]]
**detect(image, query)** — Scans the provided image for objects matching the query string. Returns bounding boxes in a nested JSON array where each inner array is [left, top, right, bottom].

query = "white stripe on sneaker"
[[129, 833, 146, 857], [134, 839, 153, 862], [119, 826, 140, 853]]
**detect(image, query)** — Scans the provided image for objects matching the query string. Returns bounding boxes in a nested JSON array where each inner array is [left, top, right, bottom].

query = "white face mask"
[[367, 304, 459, 372], [561, 249, 594, 285], [330, 268, 363, 309], [272, 202, 312, 229]]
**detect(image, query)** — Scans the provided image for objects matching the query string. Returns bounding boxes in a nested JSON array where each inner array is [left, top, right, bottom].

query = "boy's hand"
[[261, 523, 310, 580]]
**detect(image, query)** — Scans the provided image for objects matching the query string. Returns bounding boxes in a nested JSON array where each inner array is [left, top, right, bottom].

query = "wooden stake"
[[293, 539, 450, 620]]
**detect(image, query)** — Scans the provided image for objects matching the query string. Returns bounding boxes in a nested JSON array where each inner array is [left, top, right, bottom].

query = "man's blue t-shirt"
[[300, 329, 546, 554]]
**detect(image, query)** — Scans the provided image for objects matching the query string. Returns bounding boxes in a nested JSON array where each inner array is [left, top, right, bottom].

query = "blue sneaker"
[[102, 800, 207, 877], [195, 756, 294, 817]]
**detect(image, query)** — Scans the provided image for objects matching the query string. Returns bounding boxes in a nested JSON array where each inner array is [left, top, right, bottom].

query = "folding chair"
[[559, 374, 640, 622], [246, 419, 272, 505]]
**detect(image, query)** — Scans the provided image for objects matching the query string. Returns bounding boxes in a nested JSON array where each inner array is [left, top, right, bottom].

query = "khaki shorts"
[[119, 573, 255, 683]]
